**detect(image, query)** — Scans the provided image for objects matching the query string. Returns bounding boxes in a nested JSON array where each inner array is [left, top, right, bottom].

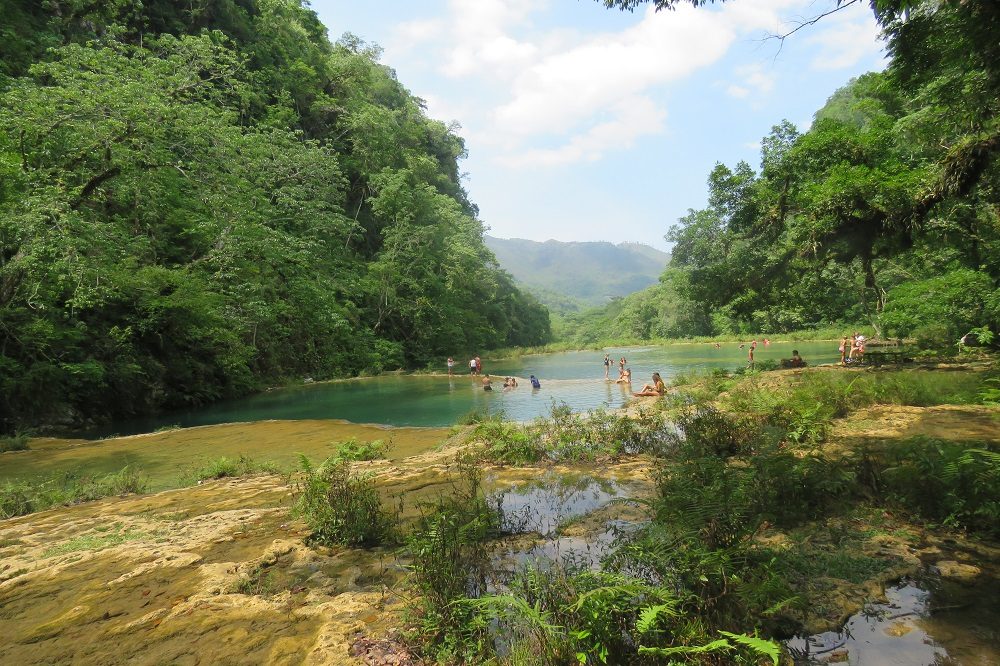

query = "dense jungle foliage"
[[563, 0, 1000, 346], [0, 0, 551, 433]]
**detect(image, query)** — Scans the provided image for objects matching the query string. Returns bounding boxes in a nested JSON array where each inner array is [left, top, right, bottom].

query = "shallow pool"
[[88, 341, 840, 436]]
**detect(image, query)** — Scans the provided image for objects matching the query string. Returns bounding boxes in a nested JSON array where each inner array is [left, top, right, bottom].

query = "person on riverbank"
[[469, 357, 477, 375], [848, 332, 863, 361], [633, 372, 665, 397], [447, 357, 454, 376], [530, 375, 541, 389], [839, 336, 849, 365], [482, 374, 493, 391], [475, 356, 482, 375], [781, 350, 806, 368], [604, 353, 611, 379]]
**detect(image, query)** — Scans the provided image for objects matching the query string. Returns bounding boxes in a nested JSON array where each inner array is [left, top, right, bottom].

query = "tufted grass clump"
[[471, 404, 670, 465], [0, 466, 147, 519], [180, 454, 281, 485], [0, 433, 29, 453], [331, 437, 389, 462], [293, 454, 396, 547]]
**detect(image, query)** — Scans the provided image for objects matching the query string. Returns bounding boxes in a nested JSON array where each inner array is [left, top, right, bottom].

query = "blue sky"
[[310, 0, 887, 250]]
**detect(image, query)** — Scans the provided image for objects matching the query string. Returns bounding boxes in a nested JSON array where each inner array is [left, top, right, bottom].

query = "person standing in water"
[[447, 357, 454, 376], [604, 353, 611, 379], [748, 339, 757, 368], [482, 374, 493, 391]]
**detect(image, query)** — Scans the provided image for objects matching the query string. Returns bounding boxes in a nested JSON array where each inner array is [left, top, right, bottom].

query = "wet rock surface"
[[0, 448, 654, 665], [0, 474, 415, 665], [2, 404, 998, 665]]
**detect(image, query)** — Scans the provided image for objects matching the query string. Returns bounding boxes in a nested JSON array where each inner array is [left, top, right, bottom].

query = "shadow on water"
[[786, 570, 1000, 665]]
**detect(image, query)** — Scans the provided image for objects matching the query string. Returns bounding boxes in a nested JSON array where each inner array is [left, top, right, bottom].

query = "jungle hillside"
[[561, 0, 1000, 349], [0, 0, 551, 434], [484, 236, 670, 313]]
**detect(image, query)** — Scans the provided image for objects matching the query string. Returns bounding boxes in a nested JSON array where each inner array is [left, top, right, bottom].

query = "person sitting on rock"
[[633, 372, 666, 397]]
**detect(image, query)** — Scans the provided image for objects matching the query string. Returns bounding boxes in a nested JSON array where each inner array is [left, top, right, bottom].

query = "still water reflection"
[[787, 573, 1000, 665]]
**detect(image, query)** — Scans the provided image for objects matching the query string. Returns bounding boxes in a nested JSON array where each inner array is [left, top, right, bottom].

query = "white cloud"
[[725, 62, 776, 101], [493, 5, 732, 141], [805, 15, 884, 70], [383, 0, 883, 168], [499, 95, 667, 167]]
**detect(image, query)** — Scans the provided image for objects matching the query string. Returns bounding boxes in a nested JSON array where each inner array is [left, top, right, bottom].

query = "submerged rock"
[[933, 559, 981, 583]]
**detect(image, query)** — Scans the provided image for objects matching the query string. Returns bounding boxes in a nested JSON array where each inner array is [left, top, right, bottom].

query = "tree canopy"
[[570, 0, 999, 345], [0, 0, 550, 432]]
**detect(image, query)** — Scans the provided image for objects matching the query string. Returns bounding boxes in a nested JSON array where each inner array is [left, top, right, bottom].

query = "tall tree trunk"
[[860, 250, 884, 337]]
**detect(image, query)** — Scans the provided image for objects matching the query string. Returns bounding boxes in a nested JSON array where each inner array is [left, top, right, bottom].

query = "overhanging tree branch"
[[760, 0, 863, 57]]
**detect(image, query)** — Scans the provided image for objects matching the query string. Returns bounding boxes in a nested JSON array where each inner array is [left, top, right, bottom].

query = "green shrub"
[[183, 455, 280, 483], [0, 482, 34, 519], [749, 447, 857, 526], [0, 466, 147, 519], [673, 407, 767, 458], [913, 323, 953, 350], [407, 462, 503, 660], [472, 407, 669, 465], [294, 455, 395, 547], [475, 420, 544, 464], [331, 438, 389, 461], [0, 433, 29, 453], [881, 268, 993, 341], [859, 438, 1000, 537]]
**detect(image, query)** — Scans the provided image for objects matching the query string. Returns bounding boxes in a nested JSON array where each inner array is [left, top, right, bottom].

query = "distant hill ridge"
[[484, 236, 670, 312]]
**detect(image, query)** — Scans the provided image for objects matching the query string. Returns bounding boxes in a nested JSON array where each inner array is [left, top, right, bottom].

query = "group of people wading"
[[605, 353, 665, 397], [448, 335, 875, 403], [447, 356, 540, 391]]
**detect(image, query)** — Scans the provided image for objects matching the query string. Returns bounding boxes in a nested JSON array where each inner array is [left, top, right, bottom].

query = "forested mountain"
[[566, 0, 999, 347], [0, 0, 550, 432], [484, 236, 669, 311]]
